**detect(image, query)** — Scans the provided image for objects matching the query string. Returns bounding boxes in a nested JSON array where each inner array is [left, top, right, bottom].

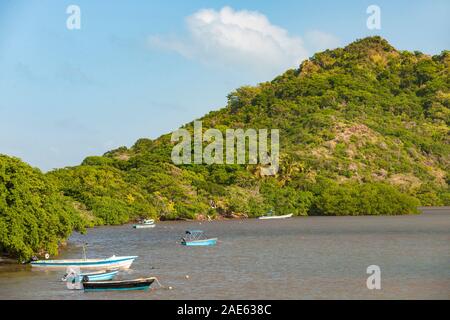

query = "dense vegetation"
[[0, 155, 86, 261], [1, 37, 449, 260]]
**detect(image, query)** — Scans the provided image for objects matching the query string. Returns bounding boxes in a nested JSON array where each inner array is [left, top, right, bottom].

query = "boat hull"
[[30, 256, 137, 270], [133, 224, 155, 229], [258, 213, 293, 220], [64, 270, 119, 282], [82, 277, 155, 292], [181, 238, 218, 246], [85, 270, 118, 281]]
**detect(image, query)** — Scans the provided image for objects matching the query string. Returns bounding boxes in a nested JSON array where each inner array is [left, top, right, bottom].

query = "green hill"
[[1, 37, 449, 259], [51, 36, 448, 221]]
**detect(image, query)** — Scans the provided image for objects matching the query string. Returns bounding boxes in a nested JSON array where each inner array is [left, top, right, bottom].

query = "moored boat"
[[258, 213, 293, 220], [82, 277, 156, 292], [180, 230, 217, 246], [30, 255, 138, 270], [133, 224, 155, 229], [133, 219, 155, 229], [258, 209, 293, 220], [62, 269, 119, 282]]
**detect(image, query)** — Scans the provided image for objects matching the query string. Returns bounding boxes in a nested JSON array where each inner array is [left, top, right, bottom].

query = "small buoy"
[[168, 286, 173, 290], [185, 275, 190, 279]]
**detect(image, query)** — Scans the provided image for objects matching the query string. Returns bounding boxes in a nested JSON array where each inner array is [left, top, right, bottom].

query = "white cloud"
[[149, 7, 339, 77]]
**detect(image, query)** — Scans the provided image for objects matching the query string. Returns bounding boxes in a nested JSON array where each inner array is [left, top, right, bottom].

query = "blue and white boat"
[[30, 255, 138, 270], [62, 269, 119, 282], [180, 230, 217, 246]]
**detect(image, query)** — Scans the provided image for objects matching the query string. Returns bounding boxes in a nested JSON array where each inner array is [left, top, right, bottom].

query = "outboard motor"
[[65, 267, 83, 290]]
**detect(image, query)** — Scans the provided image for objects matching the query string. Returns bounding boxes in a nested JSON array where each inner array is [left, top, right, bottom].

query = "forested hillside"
[[52, 37, 448, 222], [1, 37, 449, 259]]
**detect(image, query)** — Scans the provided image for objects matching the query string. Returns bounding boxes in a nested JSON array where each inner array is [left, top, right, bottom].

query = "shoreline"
[[158, 206, 450, 222], [418, 206, 450, 214]]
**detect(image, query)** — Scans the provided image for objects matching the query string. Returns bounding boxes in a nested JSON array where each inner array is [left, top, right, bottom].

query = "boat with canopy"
[[180, 230, 217, 246]]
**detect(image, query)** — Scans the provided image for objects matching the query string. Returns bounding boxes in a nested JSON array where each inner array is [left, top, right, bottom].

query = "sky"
[[0, 0, 449, 171]]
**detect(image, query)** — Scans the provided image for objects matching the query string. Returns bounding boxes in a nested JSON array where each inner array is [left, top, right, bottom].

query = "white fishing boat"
[[134, 224, 155, 229], [30, 255, 138, 270], [133, 219, 155, 229], [258, 210, 293, 220]]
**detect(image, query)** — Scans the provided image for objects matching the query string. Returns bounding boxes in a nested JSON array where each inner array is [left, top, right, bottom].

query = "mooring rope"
[[151, 277, 173, 291]]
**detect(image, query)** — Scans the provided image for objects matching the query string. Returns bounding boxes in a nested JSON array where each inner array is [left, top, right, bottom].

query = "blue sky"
[[0, 0, 449, 171]]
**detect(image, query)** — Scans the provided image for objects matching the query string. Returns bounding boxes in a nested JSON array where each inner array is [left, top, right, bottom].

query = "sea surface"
[[0, 209, 449, 299]]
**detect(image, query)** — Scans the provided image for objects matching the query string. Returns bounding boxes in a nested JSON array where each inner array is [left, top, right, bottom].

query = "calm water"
[[0, 210, 449, 300]]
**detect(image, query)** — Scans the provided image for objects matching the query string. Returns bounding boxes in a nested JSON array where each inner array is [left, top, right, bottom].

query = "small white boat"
[[258, 210, 293, 220], [133, 219, 155, 229], [133, 223, 155, 229], [30, 255, 138, 270], [258, 213, 293, 220]]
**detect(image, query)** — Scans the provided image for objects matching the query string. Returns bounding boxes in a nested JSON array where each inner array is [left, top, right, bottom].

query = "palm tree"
[[279, 154, 305, 185]]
